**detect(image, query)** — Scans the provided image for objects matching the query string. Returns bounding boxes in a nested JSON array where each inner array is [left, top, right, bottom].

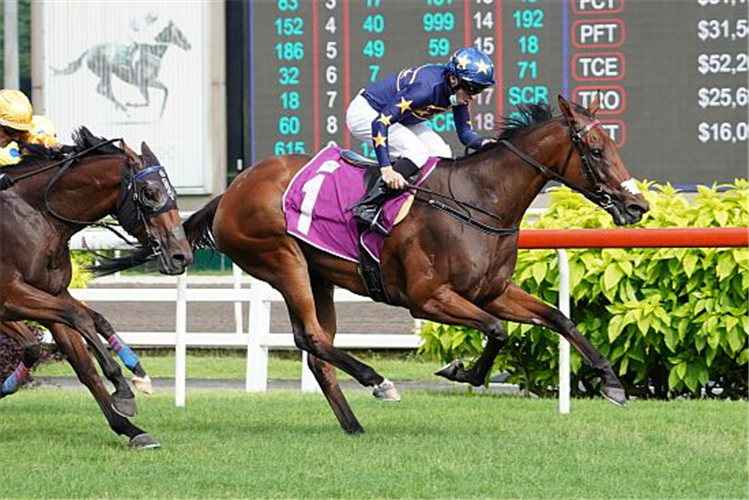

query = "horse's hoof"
[[343, 422, 365, 435], [129, 433, 161, 450], [435, 359, 464, 381], [111, 395, 138, 417], [372, 379, 401, 402], [602, 386, 627, 408], [132, 375, 154, 395]]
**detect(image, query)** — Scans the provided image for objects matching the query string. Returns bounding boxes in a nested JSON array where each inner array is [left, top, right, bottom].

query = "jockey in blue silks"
[[346, 46, 497, 233]]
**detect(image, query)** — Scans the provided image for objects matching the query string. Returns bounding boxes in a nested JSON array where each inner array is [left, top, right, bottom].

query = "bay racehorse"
[[0, 128, 192, 448], [180, 96, 648, 434]]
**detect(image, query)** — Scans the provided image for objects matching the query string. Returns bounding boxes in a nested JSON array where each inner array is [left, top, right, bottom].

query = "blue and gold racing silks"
[[361, 64, 484, 168], [0, 116, 59, 166]]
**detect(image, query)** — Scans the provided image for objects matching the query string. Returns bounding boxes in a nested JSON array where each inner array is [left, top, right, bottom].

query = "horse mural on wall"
[[50, 20, 191, 118]]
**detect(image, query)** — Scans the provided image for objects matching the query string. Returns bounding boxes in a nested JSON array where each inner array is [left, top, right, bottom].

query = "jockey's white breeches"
[[346, 92, 452, 168]]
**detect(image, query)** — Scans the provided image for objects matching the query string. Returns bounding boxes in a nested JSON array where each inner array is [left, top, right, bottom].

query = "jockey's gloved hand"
[[481, 137, 497, 147], [381, 166, 407, 190]]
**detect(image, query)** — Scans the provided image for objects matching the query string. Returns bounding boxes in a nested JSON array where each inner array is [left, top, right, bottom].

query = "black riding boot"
[[352, 157, 420, 234], [352, 177, 391, 233]]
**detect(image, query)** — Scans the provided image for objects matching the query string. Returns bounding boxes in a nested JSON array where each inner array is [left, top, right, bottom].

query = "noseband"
[[499, 117, 614, 210]]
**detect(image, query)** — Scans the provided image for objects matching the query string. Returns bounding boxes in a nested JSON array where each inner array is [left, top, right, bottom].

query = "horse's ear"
[[120, 140, 143, 171], [558, 95, 576, 124], [588, 91, 601, 116], [140, 142, 159, 167]]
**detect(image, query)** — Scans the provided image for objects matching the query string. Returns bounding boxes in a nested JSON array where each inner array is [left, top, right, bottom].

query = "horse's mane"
[[496, 102, 556, 141], [458, 100, 591, 160], [1, 127, 122, 171], [68, 127, 122, 156]]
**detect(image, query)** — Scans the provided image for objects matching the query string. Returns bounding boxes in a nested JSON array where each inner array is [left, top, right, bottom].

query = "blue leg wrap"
[[1, 362, 29, 395], [108, 334, 140, 371]]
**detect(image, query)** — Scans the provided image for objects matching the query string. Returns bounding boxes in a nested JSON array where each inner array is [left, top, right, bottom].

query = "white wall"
[[34, 0, 226, 197]]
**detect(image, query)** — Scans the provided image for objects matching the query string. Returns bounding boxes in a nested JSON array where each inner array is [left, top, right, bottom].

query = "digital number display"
[[249, 0, 747, 185]]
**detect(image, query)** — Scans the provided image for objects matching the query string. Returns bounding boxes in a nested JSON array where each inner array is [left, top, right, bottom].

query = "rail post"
[[556, 249, 570, 415], [232, 264, 244, 334], [301, 351, 323, 392], [246, 278, 271, 392], [175, 272, 188, 407]]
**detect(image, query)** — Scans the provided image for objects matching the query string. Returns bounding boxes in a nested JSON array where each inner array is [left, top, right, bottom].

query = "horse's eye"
[[591, 148, 604, 159]]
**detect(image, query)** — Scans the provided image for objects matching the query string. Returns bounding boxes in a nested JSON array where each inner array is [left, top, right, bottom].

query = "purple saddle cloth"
[[283, 146, 439, 263]]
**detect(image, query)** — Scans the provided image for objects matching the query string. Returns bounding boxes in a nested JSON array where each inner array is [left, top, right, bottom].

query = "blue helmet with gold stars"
[[445, 47, 495, 94]]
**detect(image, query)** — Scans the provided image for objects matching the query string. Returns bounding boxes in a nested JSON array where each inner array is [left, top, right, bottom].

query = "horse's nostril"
[[628, 203, 649, 216], [172, 253, 186, 267]]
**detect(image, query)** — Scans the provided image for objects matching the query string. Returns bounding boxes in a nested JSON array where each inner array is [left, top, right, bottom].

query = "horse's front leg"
[[57, 292, 139, 414], [46, 323, 159, 449], [412, 285, 507, 387], [82, 303, 153, 395], [147, 80, 169, 118], [486, 282, 626, 407]]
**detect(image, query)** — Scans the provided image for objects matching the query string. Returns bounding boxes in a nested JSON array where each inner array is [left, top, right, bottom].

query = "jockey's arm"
[[452, 105, 486, 150], [0, 141, 22, 166], [369, 83, 431, 170]]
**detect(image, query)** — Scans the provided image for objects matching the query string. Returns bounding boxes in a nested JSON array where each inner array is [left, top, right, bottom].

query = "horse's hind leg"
[[486, 282, 626, 407], [0, 322, 41, 398], [46, 323, 159, 449], [4, 282, 137, 416], [435, 336, 504, 387], [262, 251, 390, 391], [95, 71, 128, 112], [304, 277, 365, 434], [413, 286, 507, 387], [82, 304, 153, 394]]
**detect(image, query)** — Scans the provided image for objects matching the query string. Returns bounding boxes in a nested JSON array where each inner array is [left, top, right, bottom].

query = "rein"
[[406, 114, 611, 235], [407, 181, 519, 236], [0, 138, 121, 189], [499, 118, 614, 211]]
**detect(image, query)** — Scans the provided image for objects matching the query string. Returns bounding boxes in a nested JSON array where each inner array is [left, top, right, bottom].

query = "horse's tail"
[[183, 195, 223, 252], [50, 50, 87, 76]]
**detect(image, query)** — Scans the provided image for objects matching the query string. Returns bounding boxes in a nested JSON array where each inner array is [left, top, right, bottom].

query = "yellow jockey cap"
[[0, 89, 33, 131]]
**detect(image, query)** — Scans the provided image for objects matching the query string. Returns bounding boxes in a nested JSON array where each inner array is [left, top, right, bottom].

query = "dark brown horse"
[[0, 128, 193, 448], [182, 96, 649, 434]]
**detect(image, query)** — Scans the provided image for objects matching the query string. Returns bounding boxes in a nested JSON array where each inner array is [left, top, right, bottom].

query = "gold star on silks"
[[373, 132, 388, 148], [475, 60, 491, 75], [396, 97, 413, 114], [376, 113, 392, 126], [467, 120, 473, 129], [456, 55, 471, 69]]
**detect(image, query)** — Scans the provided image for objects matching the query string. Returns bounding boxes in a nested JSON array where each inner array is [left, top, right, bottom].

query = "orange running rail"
[[518, 227, 748, 249]]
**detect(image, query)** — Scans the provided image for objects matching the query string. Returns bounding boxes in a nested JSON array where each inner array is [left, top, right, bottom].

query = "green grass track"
[[0, 389, 746, 499]]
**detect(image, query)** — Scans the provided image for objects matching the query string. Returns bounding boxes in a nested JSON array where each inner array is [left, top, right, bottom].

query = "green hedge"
[[418, 180, 748, 399]]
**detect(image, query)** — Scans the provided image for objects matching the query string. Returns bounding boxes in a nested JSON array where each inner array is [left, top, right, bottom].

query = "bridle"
[[500, 115, 614, 211], [46, 157, 178, 266], [406, 113, 614, 235], [1, 139, 177, 261]]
